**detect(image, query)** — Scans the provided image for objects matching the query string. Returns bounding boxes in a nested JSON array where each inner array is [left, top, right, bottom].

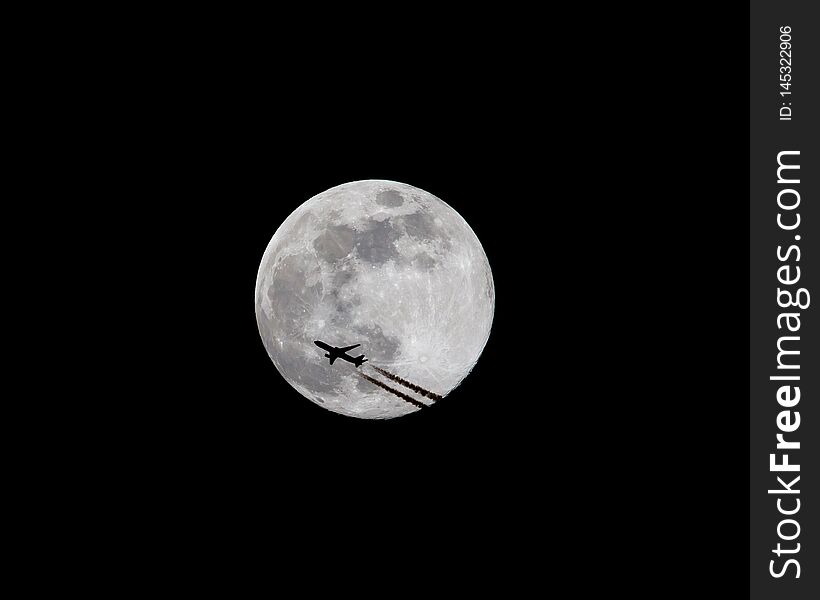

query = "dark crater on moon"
[[375, 189, 404, 207]]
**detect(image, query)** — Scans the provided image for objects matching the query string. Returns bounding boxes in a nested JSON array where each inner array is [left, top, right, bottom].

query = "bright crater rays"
[[255, 180, 494, 419]]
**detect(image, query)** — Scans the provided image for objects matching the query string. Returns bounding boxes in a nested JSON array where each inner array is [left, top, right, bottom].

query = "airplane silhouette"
[[314, 340, 368, 367]]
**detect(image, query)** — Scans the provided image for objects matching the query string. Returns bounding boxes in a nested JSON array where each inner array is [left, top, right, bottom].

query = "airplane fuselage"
[[313, 340, 368, 367]]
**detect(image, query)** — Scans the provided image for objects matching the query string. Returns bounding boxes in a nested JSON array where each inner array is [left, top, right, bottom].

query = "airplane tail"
[[353, 355, 368, 367]]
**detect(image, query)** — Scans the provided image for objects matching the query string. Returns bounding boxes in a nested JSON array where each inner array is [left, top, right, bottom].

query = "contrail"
[[370, 366, 443, 402], [357, 372, 428, 409]]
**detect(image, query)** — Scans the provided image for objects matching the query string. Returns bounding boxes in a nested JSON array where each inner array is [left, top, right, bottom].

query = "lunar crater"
[[375, 189, 404, 207]]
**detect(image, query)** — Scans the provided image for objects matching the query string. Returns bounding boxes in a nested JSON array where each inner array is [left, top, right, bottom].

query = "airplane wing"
[[328, 356, 337, 365], [338, 344, 360, 352]]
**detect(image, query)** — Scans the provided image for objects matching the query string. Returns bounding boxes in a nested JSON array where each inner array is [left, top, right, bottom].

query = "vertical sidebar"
[[750, 2, 818, 598]]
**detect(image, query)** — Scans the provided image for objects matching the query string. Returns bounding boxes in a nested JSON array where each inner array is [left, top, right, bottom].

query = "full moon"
[[255, 180, 494, 419]]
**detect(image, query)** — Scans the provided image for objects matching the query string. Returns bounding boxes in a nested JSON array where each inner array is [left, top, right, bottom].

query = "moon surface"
[[255, 180, 494, 419]]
